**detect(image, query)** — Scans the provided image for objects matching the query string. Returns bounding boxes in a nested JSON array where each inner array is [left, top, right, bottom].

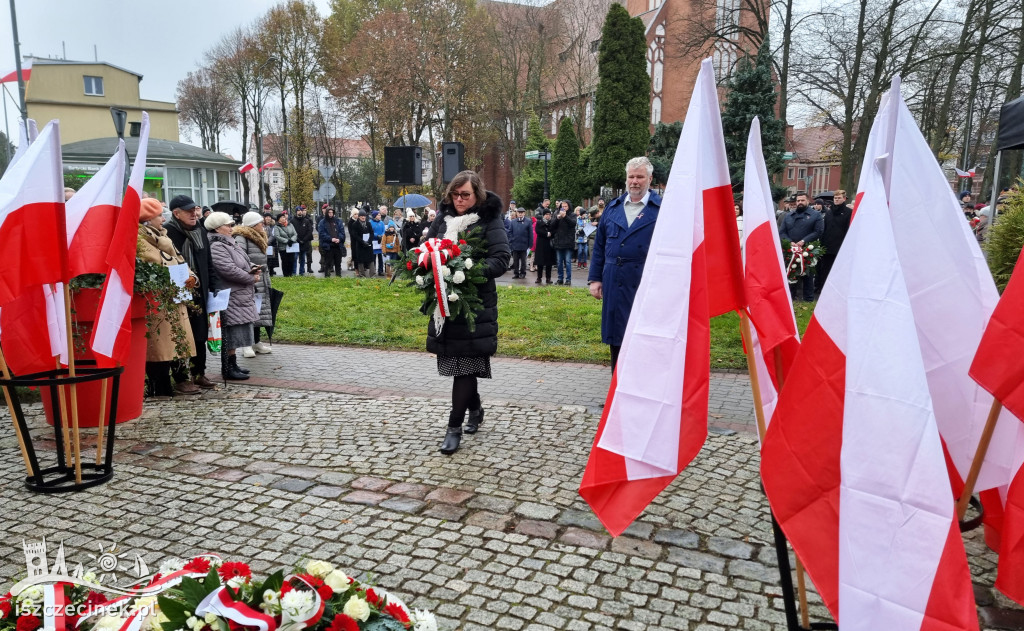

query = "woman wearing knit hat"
[[137, 198, 198, 398], [233, 211, 275, 357], [206, 211, 260, 381]]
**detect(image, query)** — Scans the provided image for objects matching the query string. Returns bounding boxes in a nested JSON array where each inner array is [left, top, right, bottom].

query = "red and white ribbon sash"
[[414, 239, 452, 318], [785, 243, 806, 278], [43, 584, 67, 631], [194, 575, 324, 631]]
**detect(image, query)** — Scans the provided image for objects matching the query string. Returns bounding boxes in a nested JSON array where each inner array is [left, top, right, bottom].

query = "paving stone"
[[468, 496, 516, 513], [653, 528, 700, 548], [979, 607, 1024, 629], [515, 520, 559, 540], [556, 509, 605, 532], [727, 559, 776, 583], [205, 468, 249, 482], [351, 476, 393, 491], [667, 548, 726, 574], [559, 528, 609, 550], [707, 536, 754, 559], [514, 502, 559, 521], [385, 482, 432, 499], [276, 465, 323, 479], [182, 451, 221, 464], [340, 490, 388, 505], [242, 473, 282, 486], [424, 488, 475, 504], [422, 504, 469, 522], [379, 497, 426, 514], [268, 478, 315, 493], [308, 485, 345, 499], [466, 511, 513, 530], [610, 536, 662, 560]]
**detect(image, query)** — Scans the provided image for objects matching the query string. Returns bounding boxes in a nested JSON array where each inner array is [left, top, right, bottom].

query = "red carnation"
[[325, 614, 359, 631], [280, 582, 293, 596], [296, 575, 333, 601], [217, 562, 251, 583], [0, 596, 11, 619], [384, 602, 411, 627], [451, 245, 461, 257], [184, 558, 212, 574], [16, 615, 41, 631], [364, 588, 381, 606], [459, 239, 466, 245], [406, 261, 413, 270]]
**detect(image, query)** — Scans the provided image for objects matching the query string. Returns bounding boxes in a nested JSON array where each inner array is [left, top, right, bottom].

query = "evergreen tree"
[[589, 4, 650, 190], [721, 39, 786, 199], [578, 144, 600, 201], [648, 122, 682, 186], [0, 131, 14, 179], [510, 112, 551, 209], [550, 117, 584, 206]]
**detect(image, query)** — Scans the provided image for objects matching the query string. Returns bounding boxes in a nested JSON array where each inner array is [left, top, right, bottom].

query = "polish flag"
[[954, 166, 977, 178], [0, 120, 68, 306], [0, 284, 67, 374], [761, 155, 978, 629], [579, 58, 745, 536], [0, 59, 31, 84], [741, 117, 800, 428], [260, 160, 277, 172], [969, 248, 1024, 605], [855, 81, 1024, 498], [67, 141, 126, 278], [239, 161, 256, 174], [90, 113, 150, 366]]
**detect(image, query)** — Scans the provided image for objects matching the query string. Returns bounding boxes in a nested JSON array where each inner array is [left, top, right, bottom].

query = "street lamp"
[[255, 56, 279, 210]]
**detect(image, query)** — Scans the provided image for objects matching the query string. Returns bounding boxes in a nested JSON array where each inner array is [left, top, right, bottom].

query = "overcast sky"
[[0, 0, 333, 158]]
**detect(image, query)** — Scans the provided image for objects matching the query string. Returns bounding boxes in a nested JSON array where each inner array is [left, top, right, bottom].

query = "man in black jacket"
[[551, 202, 577, 285], [779, 192, 824, 301], [164, 194, 219, 392], [293, 206, 315, 276], [817, 189, 851, 292]]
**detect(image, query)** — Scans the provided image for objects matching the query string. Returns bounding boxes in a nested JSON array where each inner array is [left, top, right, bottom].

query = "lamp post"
[[255, 56, 278, 211], [110, 107, 129, 190]]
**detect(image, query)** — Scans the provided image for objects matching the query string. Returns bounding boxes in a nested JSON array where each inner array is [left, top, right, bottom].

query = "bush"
[[984, 183, 1024, 293]]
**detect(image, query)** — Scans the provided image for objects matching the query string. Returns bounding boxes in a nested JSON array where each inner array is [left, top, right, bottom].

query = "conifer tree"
[[722, 39, 786, 197], [589, 4, 650, 190], [648, 122, 682, 186], [510, 112, 551, 209], [551, 117, 584, 206]]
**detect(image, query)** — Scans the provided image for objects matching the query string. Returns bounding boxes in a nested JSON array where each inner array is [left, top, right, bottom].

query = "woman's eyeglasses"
[[451, 192, 474, 200]]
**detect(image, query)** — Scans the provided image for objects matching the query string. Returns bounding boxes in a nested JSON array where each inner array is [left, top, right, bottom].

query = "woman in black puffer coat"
[[426, 170, 510, 455]]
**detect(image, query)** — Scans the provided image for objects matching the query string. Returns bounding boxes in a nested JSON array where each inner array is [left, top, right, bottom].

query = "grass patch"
[[269, 276, 814, 368]]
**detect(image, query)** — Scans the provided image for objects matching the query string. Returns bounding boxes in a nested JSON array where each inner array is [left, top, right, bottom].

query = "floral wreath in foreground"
[[780, 239, 825, 285], [390, 231, 488, 334], [0, 557, 437, 631]]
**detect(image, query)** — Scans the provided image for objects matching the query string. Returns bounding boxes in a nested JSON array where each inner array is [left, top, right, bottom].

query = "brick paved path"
[[0, 348, 1019, 630], [226, 344, 758, 435]]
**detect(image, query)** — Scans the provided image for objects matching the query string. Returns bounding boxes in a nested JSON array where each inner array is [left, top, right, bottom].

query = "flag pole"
[[62, 284, 82, 483], [739, 312, 812, 628], [55, 357, 72, 465], [0, 347, 32, 472], [955, 398, 1004, 520], [95, 377, 108, 465]]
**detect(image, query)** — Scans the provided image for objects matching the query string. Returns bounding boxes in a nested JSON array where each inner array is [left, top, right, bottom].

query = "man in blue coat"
[[506, 207, 532, 278], [588, 157, 662, 370]]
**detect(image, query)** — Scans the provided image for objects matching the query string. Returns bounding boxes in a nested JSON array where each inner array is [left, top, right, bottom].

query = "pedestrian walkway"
[[228, 343, 758, 434]]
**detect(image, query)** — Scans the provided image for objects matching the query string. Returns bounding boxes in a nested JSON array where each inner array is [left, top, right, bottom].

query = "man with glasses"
[[165, 194, 219, 392]]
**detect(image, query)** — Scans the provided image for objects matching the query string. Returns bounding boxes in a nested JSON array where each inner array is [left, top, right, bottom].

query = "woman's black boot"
[[465, 395, 484, 434], [224, 355, 250, 381], [440, 411, 463, 454]]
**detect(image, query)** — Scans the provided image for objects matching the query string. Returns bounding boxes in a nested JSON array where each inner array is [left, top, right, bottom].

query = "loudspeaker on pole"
[[384, 146, 422, 186], [442, 141, 465, 184]]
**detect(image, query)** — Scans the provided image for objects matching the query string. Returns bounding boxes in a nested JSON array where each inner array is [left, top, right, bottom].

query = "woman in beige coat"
[[138, 198, 197, 399]]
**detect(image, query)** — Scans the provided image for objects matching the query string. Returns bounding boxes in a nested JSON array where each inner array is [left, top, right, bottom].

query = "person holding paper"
[[349, 209, 375, 277], [233, 212, 275, 357], [165, 194, 219, 391], [274, 214, 299, 277], [317, 207, 346, 277], [138, 198, 197, 398], [206, 212, 260, 381]]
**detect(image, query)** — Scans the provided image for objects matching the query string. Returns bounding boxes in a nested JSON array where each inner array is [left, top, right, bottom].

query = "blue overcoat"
[[587, 192, 662, 346]]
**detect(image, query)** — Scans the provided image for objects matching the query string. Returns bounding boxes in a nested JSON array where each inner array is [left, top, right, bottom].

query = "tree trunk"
[[777, 0, 794, 126], [928, 0, 982, 156], [995, 20, 1024, 192], [838, 0, 869, 193]]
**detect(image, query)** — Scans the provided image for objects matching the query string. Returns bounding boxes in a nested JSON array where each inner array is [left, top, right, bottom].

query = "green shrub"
[[985, 183, 1024, 293]]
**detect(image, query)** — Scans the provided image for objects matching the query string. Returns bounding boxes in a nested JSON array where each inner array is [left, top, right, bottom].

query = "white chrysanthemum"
[[452, 270, 465, 284], [342, 596, 371, 622], [323, 570, 350, 592], [226, 576, 247, 589], [464, 259, 474, 269], [96, 616, 126, 631], [440, 265, 452, 279], [305, 560, 334, 578], [415, 275, 426, 287], [448, 293, 459, 302], [158, 559, 185, 575], [280, 590, 314, 620], [411, 609, 438, 631], [806, 244, 814, 250]]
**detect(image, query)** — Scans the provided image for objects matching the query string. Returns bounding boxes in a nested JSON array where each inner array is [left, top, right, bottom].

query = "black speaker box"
[[442, 141, 465, 184], [384, 146, 422, 186]]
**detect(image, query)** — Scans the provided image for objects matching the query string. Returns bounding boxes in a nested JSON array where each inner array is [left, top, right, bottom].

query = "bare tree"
[[548, 0, 609, 144], [176, 68, 237, 153]]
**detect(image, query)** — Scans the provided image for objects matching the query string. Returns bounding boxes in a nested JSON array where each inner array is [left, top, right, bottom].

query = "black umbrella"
[[266, 288, 285, 341], [212, 200, 248, 223]]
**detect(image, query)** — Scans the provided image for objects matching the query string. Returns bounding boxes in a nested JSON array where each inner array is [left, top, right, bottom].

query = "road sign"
[[318, 166, 336, 180], [317, 182, 337, 200], [525, 151, 550, 160]]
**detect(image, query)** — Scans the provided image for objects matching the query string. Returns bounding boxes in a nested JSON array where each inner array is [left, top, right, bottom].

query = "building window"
[[787, 167, 794, 180], [798, 167, 806, 181], [590, 39, 600, 53], [651, 97, 662, 125], [83, 76, 104, 96], [166, 168, 193, 201]]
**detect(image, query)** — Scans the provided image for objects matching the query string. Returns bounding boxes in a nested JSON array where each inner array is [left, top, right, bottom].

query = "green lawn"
[[269, 276, 814, 368]]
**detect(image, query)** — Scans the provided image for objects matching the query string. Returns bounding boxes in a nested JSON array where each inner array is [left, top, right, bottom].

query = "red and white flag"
[[969, 248, 1024, 605], [579, 58, 745, 536], [855, 83, 1024, 498], [239, 161, 256, 174], [67, 141, 126, 278], [741, 117, 800, 429], [0, 284, 67, 374], [0, 120, 68, 306], [90, 114, 150, 366], [954, 166, 977, 178], [761, 155, 978, 630], [0, 58, 31, 84], [260, 160, 277, 172]]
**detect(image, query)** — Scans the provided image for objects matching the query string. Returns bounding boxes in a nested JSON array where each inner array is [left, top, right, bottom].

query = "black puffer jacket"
[[551, 211, 577, 249], [425, 191, 511, 358]]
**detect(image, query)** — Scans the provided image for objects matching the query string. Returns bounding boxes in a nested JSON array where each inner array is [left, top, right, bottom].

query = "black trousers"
[[511, 250, 527, 276], [280, 252, 296, 277], [536, 264, 552, 282], [146, 360, 173, 396], [172, 309, 208, 381], [816, 253, 837, 293], [610, 344, 621, 373], [323, 248, 342, 276]]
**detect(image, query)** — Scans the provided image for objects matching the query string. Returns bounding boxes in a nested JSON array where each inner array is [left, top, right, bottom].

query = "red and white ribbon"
[[785, 243, 806, 279], [43, 584, 67, 631], [195, 589, 276, 631]]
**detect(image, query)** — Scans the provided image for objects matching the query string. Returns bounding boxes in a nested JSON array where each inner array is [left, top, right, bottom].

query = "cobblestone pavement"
[[0, 352, 1020, 630], [227, 344, 758, 435]]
